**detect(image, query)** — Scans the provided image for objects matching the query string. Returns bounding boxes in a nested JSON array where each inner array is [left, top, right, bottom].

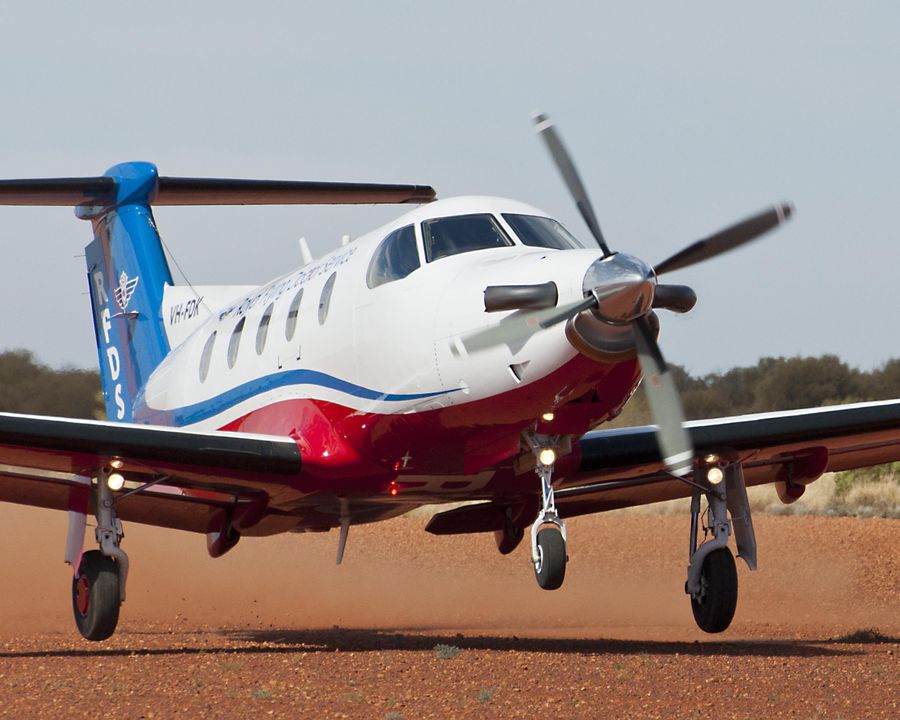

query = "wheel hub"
[[75, 575, 90, 616]]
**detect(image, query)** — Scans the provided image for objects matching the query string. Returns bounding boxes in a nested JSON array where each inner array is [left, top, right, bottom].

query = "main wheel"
[[72, 550, 121, 641], [690, 547, 738, 633], [534, 527, 566, 590]]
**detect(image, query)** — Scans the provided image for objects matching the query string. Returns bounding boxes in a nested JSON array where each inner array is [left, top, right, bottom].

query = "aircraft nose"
[[582, 253, 656, 324]]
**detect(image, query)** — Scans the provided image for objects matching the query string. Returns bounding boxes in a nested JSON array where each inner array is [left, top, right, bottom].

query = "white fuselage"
[[137, 197, 608, 434]]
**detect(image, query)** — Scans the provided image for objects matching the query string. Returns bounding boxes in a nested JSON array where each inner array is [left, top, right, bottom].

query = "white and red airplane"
[[1, 116, 898, 641]]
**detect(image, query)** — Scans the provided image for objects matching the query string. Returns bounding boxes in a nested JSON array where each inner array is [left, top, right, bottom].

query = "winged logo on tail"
[[114, 271, 139, 311]]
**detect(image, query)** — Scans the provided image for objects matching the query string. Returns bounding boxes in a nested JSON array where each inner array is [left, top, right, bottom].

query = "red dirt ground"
[[0, 506, 896, 718]]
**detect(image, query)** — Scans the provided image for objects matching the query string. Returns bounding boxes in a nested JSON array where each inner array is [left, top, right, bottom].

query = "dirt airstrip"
[[0, 505, 896, 718]]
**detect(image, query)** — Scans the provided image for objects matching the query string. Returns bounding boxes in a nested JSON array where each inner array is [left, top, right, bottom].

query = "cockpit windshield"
[[503, 214, 583, 250], [422, 214, 513, 263]]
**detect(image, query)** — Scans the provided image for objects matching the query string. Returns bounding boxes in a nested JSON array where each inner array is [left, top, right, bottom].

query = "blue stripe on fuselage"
[[134, 369, 456, 427]]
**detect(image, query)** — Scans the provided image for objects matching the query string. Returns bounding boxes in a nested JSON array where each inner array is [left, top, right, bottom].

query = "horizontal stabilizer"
[[0, 175, 436, 207], [152, 177, 436, 205], [0, 177, 116, 206]]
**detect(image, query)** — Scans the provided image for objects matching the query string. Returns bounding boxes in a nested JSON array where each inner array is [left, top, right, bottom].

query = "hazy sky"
[[0, 2, 897, 376]]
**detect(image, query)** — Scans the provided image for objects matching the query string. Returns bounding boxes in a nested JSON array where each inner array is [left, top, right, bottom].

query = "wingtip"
[[777, 202, 795, 223], [532, 112, 552, 132]]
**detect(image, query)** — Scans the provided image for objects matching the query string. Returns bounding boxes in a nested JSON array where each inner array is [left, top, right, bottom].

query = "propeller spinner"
[[465, 114, 794, 477]]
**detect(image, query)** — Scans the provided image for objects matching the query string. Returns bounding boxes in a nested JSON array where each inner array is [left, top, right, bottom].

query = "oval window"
[[256, 303, 273, 355], [227, 317, 245, 369], [285, 289, 303, 341], [318, 273, 336, 325], [199, 331, 216, 382]]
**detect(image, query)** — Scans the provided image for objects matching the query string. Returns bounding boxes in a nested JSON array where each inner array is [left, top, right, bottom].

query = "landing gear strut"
[[73, 468, 129, 641], [527, 435, 567, 590], [685, 461, 755, 633]]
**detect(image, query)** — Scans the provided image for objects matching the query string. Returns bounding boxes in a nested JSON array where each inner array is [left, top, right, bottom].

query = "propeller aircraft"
[[0, 115, 898, 640]]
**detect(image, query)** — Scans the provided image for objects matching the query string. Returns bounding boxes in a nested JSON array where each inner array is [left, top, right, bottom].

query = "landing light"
[[109, 457, 124, 470], [707, 467, 724, 485], [539, 448, 556, 466], [704, 453, 720, 464], [106, 472, 125, 491], [541, 412, 555, 422]]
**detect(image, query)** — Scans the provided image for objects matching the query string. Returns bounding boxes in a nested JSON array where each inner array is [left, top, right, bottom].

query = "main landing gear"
[[527, 435, 568, 590], [71, 468, 129, 641], [685, 461, 756, 633]]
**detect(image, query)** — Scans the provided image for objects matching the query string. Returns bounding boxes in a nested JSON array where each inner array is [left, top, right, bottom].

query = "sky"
[[0, 2, 897, 376]]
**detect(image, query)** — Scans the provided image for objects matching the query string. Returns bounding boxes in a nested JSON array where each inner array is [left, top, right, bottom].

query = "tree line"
[[0, 350, 103, 419], [0, 348, 896, 423], [611, 355, 900, 427]]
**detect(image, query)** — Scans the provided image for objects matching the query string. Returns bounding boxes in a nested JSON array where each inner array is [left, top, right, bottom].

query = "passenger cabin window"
[[285, 289, 303, 341], [256, 303, 273, 355], [318, 272, 336, 325], [366, 225, 420, 288], [422, 214, 513, 263], [227, 317, 245, 369], [199, 331, 216, 382], [503, 214, 582, 250]]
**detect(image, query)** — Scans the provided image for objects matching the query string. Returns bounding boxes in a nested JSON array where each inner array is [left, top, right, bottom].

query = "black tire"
[[72, 550, 121, 641], [534, 527, 566, 590], [690, 547, 738, 633]]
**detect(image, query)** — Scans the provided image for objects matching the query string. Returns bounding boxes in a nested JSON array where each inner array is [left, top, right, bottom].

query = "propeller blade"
[[461, 296, 596, 354], [632, 316, 694, 476], [533, 113, 611, 255], [654, 203, 793, 276]]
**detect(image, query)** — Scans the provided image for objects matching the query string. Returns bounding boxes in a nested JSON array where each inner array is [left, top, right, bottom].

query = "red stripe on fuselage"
[[215, 354, 641, 495]]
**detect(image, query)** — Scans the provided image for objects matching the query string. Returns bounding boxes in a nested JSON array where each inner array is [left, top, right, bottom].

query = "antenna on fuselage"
[[341, 234, 351, 246], [298, 237, 313, 266]]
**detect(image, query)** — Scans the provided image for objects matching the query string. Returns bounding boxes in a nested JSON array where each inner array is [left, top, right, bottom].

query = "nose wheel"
[[533, 526, 566, 589]]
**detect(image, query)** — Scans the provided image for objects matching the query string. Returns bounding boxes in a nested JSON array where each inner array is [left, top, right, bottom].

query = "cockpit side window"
[[503, 214, 583, 250], [422, 214, 513, 263], [366, 225, 420, 288]]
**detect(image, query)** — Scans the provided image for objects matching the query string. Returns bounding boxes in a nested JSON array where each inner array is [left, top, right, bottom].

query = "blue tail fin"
[[81, 162, 173, 422]]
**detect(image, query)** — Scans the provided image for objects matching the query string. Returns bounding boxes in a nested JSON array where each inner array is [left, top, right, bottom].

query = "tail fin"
[[82, 163, 173, 422]]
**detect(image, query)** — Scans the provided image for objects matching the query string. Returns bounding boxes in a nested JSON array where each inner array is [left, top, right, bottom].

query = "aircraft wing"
[[0, 412, 302, 535], [554, 399, 900, 516]]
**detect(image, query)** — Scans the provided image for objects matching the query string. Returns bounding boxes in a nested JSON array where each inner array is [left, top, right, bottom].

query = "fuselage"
[[134, 196, 643, 497]]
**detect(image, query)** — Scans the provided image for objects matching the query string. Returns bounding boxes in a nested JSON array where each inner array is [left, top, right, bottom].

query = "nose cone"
[[582, 253, 656, 323]]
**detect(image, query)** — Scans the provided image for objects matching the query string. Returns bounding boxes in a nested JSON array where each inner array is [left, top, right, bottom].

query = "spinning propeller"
[[465, 113, 794, 477]]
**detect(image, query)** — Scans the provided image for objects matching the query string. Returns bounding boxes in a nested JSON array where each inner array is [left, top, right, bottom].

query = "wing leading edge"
[[557, 399, 900, 516], [0, 412, 302, 536]]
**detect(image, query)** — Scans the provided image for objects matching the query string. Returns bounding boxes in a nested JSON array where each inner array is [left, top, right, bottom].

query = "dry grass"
[[607, 471, 899, 518], [762, 472, 899, 518]]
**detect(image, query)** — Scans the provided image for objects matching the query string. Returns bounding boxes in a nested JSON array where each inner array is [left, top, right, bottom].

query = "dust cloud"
[[0, 505, 894, 640]]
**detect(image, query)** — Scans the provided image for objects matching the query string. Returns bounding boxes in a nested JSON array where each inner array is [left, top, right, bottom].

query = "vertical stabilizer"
[[81, 162, 173, 422]]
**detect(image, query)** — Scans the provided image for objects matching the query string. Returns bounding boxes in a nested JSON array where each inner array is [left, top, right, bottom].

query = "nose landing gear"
[[526, 435, 568, 590]]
